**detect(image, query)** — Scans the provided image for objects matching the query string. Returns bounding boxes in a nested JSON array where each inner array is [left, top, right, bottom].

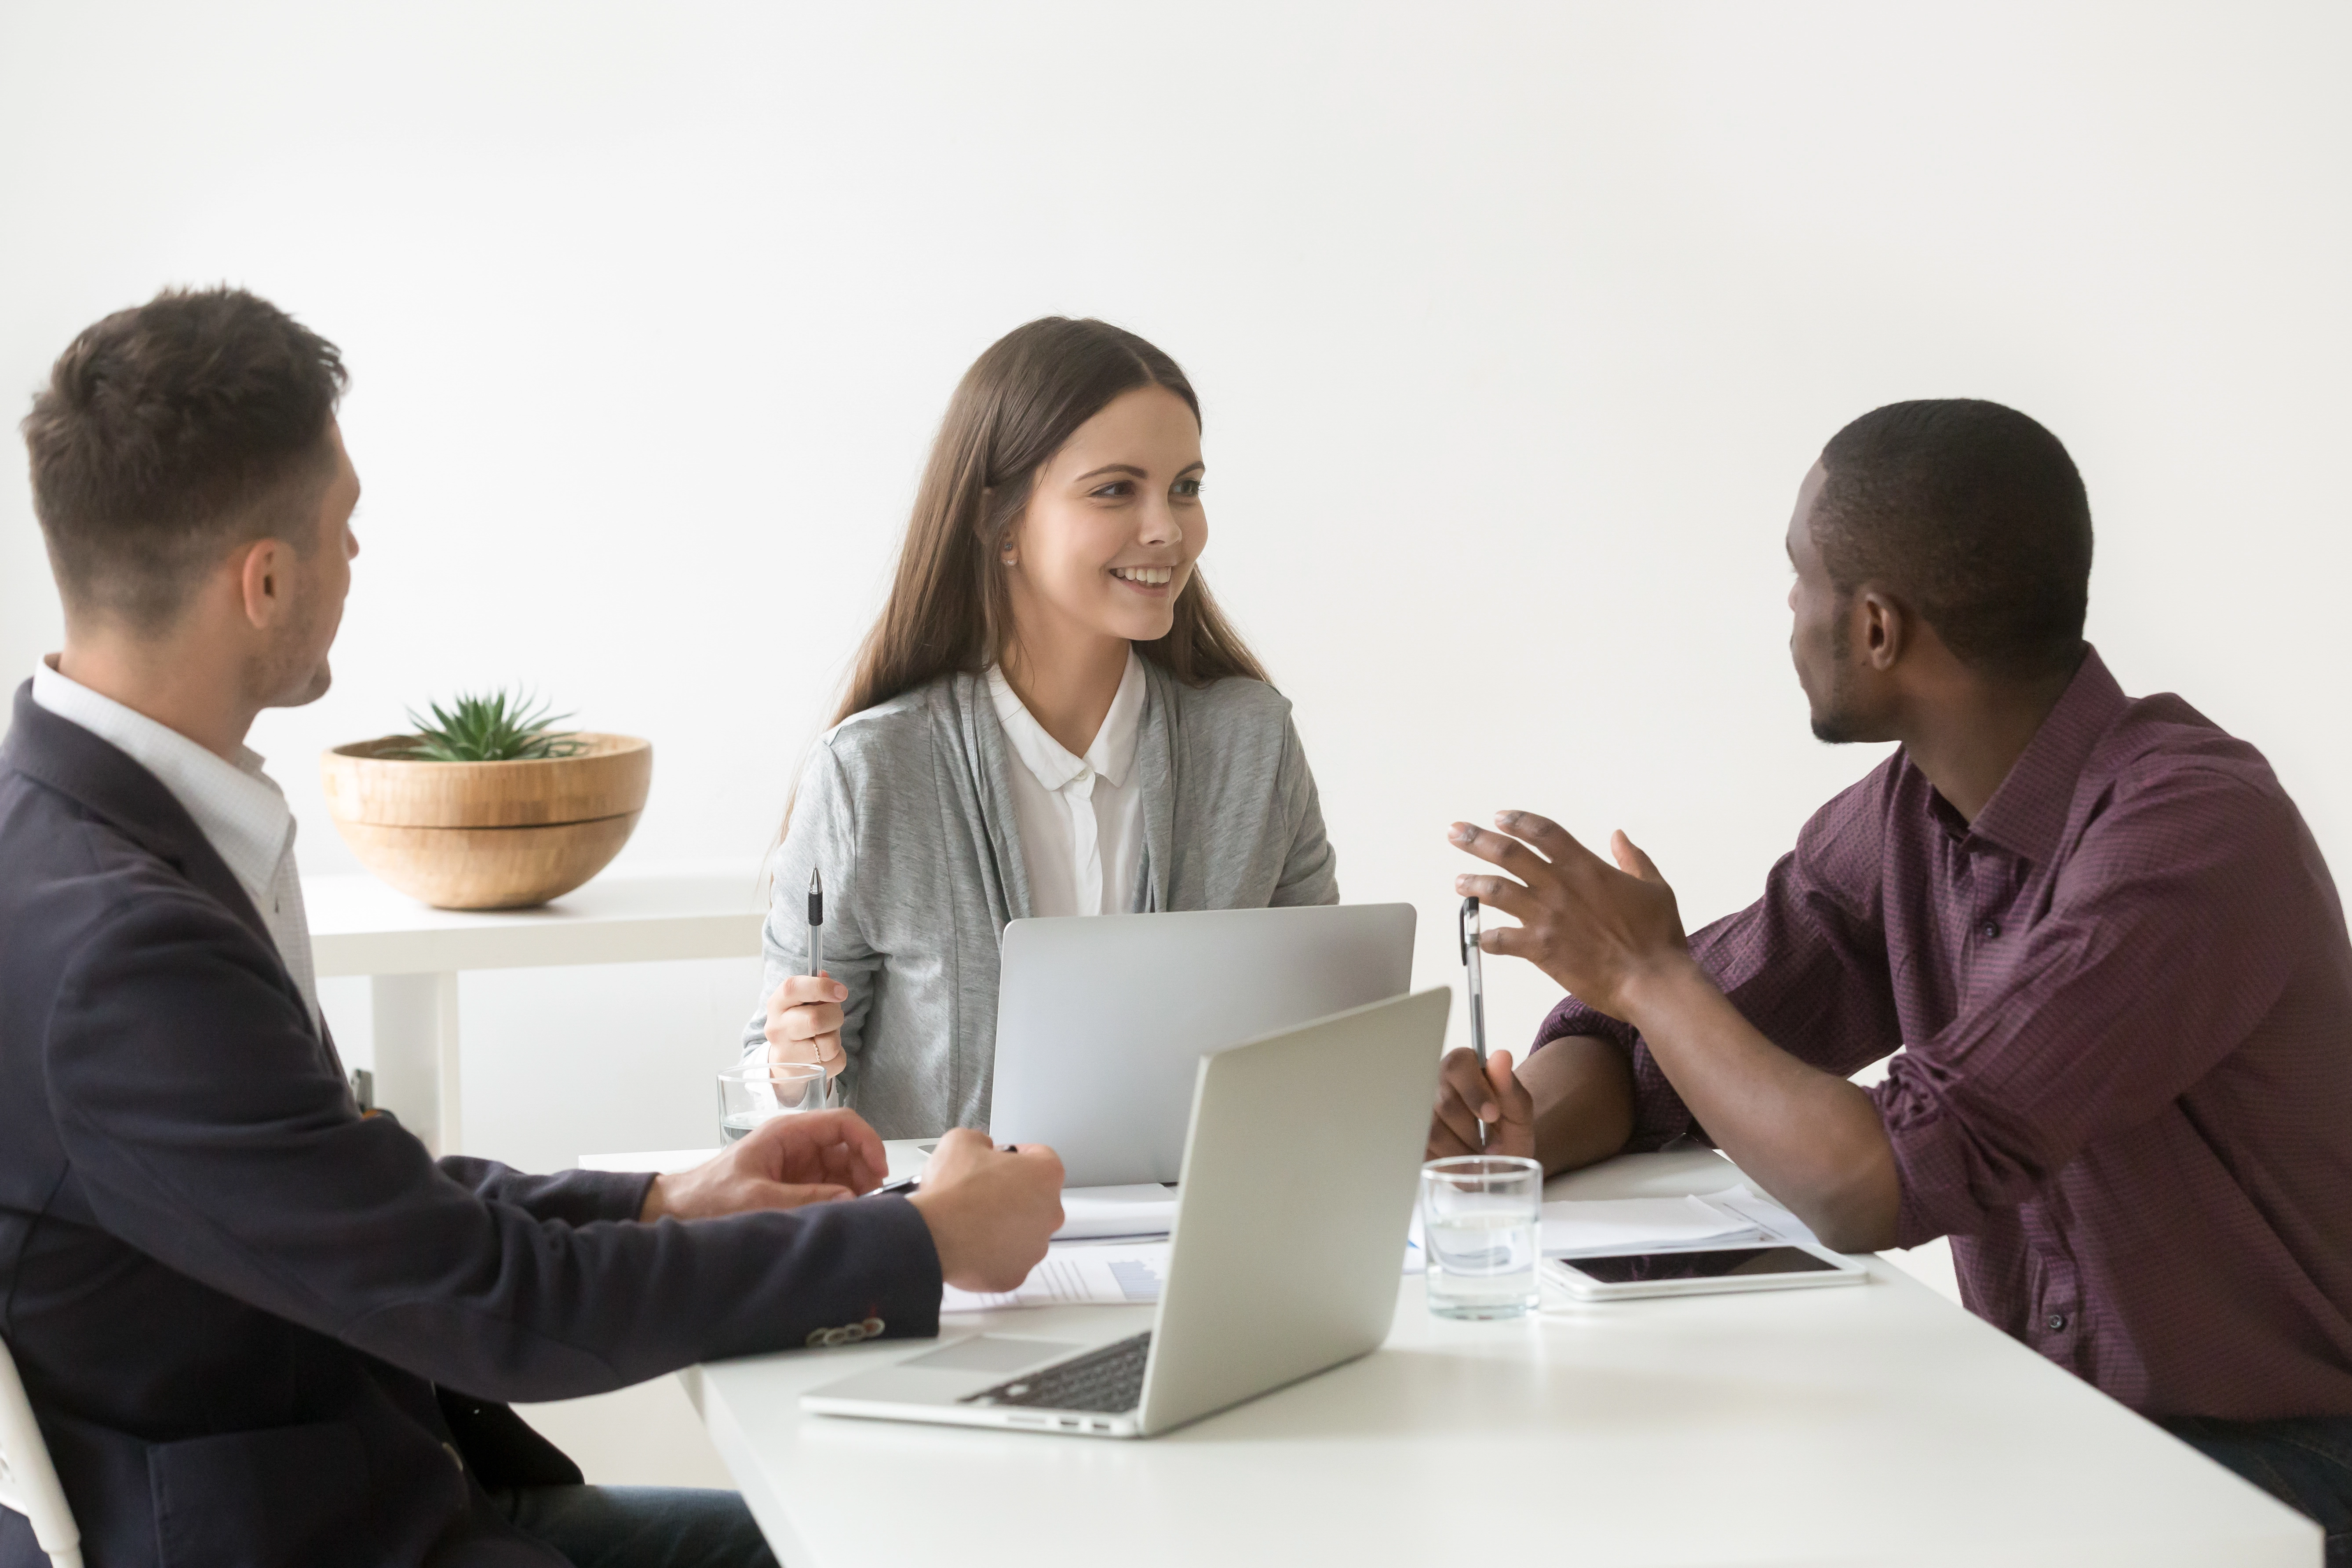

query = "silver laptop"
[[987, 903, 1416, 1185], [802, 987, 1448, 1439]]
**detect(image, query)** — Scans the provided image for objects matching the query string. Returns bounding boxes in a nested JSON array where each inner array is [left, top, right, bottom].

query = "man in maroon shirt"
[[1431, 400, 2352, 1558]]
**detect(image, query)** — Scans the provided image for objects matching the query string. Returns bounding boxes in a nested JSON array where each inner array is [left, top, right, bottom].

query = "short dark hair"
[[22, 287, 348, 627], [1813, 399, 2092, 679]]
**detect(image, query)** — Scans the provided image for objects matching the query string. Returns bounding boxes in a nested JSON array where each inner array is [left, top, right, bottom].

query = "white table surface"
[[684, 1147, 2318, 1568], [305, 869, 766, 977]]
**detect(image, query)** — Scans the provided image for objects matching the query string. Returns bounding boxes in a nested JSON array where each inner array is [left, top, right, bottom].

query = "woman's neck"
[[999, 627, 1131, 758]]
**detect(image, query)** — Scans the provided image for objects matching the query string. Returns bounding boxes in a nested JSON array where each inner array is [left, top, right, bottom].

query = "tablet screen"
[[1557, 1245, 1838, 1284]]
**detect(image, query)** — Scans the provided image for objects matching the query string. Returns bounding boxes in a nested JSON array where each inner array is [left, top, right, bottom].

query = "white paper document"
[[1051, 1184, 1178, 1241], [1540, 1192, 1769, 1256], [941, 1241, 1171, 1313], [1708, 1185, 1821, 1247]]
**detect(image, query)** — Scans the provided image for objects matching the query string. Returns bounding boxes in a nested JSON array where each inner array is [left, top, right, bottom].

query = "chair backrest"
[[0, 1335, 82, 1568]]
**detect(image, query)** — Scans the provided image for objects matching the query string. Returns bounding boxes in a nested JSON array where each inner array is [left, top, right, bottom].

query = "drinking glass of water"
[[717, 1061, 829, 1145], [1421, 1155, 1543, 1319]]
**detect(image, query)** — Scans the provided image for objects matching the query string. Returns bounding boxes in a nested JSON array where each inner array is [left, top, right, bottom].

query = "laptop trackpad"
[[904, 1336, 1079, 1374]]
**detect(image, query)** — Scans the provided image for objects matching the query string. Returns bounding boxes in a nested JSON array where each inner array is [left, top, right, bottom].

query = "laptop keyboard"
[[959, 1331, 1151, 1413]]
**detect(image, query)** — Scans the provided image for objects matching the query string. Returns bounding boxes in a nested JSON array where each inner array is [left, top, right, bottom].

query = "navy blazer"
[[0, 685, 943, 1567]]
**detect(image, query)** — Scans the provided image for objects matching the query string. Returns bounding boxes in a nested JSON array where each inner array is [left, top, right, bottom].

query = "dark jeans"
[[491, 1485, 779, 1568], [2164, 1415, 2352, 1567]]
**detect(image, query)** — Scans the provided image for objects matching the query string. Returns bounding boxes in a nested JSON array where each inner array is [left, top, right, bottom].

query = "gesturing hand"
[[638, 1108, 888, 1222], [1449, 810, 1692, 1020]]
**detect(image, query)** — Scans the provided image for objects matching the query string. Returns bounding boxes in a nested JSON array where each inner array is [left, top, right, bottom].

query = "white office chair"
[[0, 1336, 81, 1568]]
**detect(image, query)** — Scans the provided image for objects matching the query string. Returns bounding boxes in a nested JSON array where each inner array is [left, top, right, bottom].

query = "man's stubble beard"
[[1809, 667, 1866, 744], [1806, 616, 1866, 745], [253, 588, 338, 711]]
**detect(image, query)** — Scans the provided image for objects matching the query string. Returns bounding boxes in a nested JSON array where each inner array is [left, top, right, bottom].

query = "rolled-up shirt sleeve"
[[1874, 764, 2312, 1247], [1534, 762, 1908, 1149]]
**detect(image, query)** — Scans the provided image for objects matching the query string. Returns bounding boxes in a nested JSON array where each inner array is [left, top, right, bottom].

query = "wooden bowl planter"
[[320, 734, 652, 909]]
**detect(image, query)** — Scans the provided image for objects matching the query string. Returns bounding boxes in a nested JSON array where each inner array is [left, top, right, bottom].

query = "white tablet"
[[1542, 1240, 1869, 1300]]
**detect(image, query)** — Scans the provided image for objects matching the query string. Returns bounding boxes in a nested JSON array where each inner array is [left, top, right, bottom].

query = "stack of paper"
[[1533, 1186, 1822, 1256], [1540, 1193, 1767, 1256], [1708, 1185, 1820, 1246]]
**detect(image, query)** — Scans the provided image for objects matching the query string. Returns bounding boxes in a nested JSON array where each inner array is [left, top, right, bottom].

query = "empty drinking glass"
[[1421, 1155, 1544, 1319], [717, 1060, 829, 1145]]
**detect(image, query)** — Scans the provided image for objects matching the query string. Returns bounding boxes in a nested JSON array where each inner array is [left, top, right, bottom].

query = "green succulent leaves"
[[390, 689, 588, 763]]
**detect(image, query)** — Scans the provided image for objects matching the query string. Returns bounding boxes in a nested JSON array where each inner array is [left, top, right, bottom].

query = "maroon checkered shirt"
[[1536, 647, 2352, 1419]]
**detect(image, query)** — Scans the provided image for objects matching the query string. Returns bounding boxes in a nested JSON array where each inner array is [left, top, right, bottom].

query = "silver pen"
[[1460, 895, 1488, 1148], [1460, 895, 1488, 1065]]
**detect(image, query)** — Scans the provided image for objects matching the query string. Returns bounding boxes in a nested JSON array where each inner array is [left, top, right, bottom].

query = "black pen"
[[805, 868, 835, 1105], [865, 1144, 1021, 1198]]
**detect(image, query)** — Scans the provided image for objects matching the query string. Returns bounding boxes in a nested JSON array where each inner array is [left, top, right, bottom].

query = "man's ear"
[[234, 536, 298, 631], [1856, 589, 1909, 672]]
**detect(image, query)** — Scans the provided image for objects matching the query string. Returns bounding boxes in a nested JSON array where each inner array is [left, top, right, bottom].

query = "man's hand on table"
[[638, 1107, 887, 1222], [1427, 1035, 1636, 1174], [635, 1116, 1065, 1293], [1428, 1047, 1536, 1160], [909, 1130, 1065, 1293]]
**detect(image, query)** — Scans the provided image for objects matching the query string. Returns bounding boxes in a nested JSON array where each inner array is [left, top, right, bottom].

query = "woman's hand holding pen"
[[765, 973, 849, 1079]]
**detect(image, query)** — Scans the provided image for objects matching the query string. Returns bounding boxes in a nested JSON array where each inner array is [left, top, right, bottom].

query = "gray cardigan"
[[740, 664, 1339, 1138]]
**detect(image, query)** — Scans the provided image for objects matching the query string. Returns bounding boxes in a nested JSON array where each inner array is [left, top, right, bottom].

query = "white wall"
[[5, 2, 2350, 1178]]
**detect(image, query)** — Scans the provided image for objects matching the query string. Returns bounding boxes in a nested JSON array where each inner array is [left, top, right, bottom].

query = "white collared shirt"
[[33, 657, 322, 1028], [986, 651, 1147, 918]]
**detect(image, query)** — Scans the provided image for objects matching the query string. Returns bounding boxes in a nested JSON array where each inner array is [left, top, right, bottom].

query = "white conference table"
[[678, 1146, 2318, 1568], [307, 870, 765, 1154]]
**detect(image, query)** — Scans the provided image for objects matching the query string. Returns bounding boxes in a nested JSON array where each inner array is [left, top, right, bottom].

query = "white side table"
[[306, 870, 767, 1155]]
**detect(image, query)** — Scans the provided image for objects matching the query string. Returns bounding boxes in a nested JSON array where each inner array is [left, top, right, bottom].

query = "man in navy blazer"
[[0, 288, 1066, 1568]]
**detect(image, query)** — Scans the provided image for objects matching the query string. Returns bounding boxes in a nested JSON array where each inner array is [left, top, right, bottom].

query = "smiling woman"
[[740, 318, 1339, 1138]]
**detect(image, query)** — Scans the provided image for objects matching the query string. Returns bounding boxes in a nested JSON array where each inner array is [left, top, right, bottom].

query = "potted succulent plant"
[[321, 689, 652, 909]]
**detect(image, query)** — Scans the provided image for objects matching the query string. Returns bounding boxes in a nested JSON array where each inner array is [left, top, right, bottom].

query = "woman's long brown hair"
[[830, 317, 1269, 728]]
